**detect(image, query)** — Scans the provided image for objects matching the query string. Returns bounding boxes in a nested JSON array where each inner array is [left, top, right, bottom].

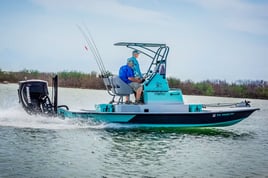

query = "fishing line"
[[77, 24, 108, 77]]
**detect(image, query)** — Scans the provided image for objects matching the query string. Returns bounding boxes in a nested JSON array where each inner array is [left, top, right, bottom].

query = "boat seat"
[[110, 76, 133, 96], [103, 76, 133, 103]]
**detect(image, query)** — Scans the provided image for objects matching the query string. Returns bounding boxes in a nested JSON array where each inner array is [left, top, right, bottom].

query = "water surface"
[[0, 84, 267, 177]]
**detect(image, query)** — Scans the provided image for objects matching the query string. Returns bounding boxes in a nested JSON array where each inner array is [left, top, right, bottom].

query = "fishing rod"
[[83, 25, 107, 76], [77, 24, 105, 75], [77, 24, 108, 77]]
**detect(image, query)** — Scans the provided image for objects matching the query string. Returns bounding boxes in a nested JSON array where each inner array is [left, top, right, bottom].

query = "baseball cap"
[[127, 58, 133, 64], [132, 50, 140, 55]]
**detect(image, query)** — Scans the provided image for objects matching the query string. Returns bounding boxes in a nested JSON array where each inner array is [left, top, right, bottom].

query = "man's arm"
[[128, 77, 143, 83]]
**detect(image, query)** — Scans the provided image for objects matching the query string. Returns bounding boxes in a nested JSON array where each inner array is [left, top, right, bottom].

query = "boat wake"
[[0, 105, 107, 130], [0, 103, 150, 130]]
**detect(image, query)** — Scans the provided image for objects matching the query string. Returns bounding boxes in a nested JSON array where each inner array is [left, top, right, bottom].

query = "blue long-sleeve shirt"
[[127, 56, 142, 78], [119, 65, 135, 84]]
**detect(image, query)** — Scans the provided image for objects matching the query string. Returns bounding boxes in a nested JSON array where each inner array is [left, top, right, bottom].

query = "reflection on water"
[[104, 126, 254, 139], [95, 126, 257, 177]]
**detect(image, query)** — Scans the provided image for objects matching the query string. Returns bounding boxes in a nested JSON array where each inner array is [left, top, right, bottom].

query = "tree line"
[[0, 69, 104, 89], [168, 77, 268, 99], [1, 69, 268, 99]]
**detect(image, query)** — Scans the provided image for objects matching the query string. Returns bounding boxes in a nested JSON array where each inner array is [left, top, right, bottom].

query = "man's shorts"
[[129, 82, 142, 91]]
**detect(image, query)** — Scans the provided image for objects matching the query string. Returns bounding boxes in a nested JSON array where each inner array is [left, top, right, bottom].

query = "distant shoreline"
[[1, 69, 268, 99]]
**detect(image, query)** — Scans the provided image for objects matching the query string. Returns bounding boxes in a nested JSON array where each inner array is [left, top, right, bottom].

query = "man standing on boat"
[[127, 50, 143, 79], [119, 60, 143, 104]]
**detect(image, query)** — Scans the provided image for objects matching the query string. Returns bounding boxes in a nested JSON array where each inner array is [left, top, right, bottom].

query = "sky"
[[0, 0, 268, 82]]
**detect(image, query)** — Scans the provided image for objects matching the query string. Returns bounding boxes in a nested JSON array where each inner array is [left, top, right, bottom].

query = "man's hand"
[[128, 77, 144, 83], [136, 78, 145, 83]]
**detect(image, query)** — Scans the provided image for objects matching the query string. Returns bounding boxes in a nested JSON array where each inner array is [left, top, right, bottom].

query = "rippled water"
[[1, 84, 268, 177]]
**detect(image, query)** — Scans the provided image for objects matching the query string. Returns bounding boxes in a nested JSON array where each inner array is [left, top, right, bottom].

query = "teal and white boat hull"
[[57, 107, 259, 127]]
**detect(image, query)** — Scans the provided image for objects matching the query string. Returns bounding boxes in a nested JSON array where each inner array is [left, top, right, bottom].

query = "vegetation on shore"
[[1, 69, 268, 99]]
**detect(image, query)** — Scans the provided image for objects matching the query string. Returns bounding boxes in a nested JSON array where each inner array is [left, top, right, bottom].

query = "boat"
[[17, 42, 259, 127]]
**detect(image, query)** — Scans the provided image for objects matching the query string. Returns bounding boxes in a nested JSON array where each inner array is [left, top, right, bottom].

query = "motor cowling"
[[18, 80, 55, 116]]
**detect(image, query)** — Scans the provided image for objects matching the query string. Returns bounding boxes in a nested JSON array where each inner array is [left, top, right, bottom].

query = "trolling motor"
[[18, 75, 68, 116]]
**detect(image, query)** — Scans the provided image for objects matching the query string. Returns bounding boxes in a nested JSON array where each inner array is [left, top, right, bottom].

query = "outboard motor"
[[18, 75, 60, 116]]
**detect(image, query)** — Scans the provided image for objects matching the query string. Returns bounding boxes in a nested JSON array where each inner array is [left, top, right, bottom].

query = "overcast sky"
[[0, 0, 267, 82]]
